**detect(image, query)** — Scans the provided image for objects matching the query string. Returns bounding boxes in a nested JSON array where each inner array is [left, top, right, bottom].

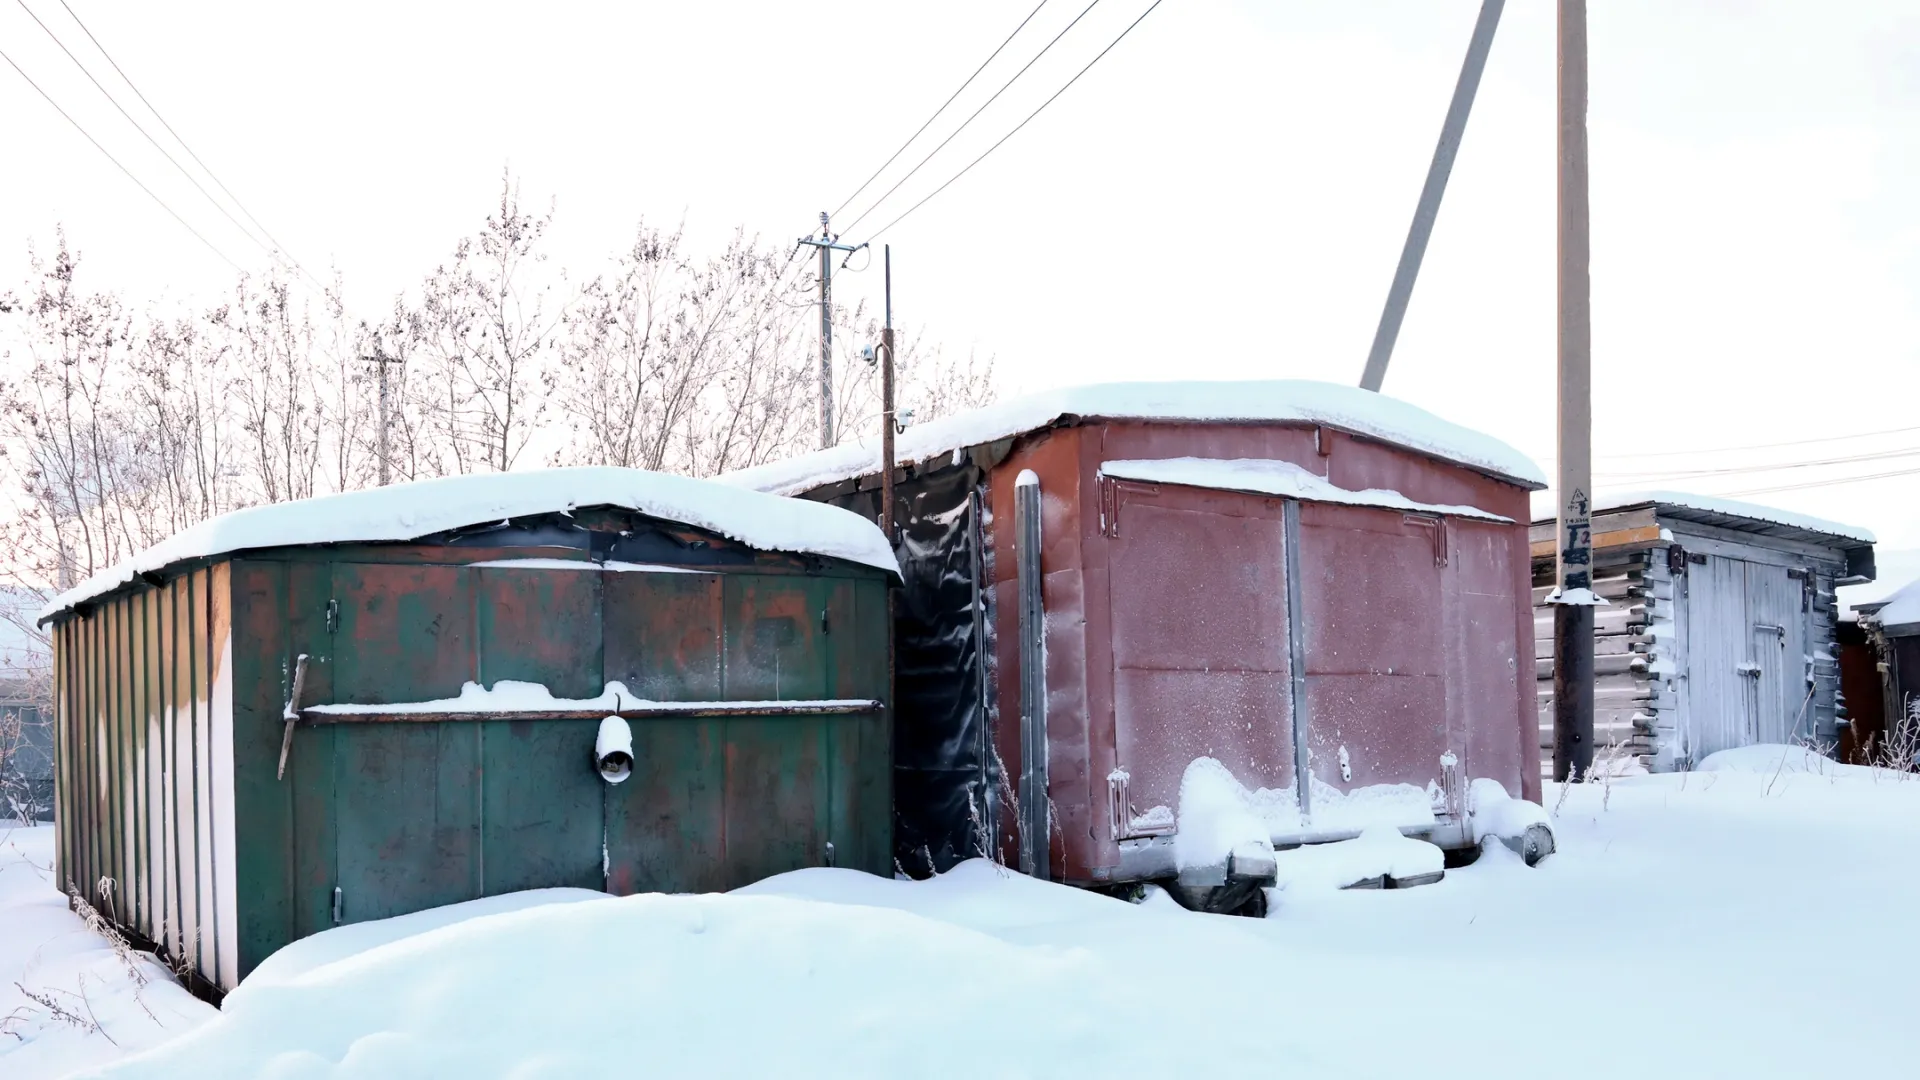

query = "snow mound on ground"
[[77, 868, 1343, 1079], [1272, 827, 1444, 892], [41, 466, 899, 621], [1468, 778, 1550, 844], [238, 889, 607, 991], [1174, 757, 1274, 873], [1698, 744, 1875, 778], [0, 828, 213, 1077]]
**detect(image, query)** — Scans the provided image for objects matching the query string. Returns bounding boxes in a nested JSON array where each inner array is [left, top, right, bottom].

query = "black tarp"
[[824, 465, 995, 876]]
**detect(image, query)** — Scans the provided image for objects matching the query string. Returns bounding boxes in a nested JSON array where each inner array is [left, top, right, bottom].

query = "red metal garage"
[[728, 381, 1549, 907]]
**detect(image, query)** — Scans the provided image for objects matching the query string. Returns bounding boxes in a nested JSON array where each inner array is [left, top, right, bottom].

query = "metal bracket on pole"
[[796, 212, 865, 449], [1359, 0, 1505, 393]]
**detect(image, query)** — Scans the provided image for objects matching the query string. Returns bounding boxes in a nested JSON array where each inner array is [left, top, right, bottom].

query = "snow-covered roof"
[[1859, 577, 1920, 634], [38, 467, 899, 622], [1529, 489, 1876, 547], [1839, 548, 1920, 618], [1097, 458, 1512, 522], [721, 380, 1546, 497]]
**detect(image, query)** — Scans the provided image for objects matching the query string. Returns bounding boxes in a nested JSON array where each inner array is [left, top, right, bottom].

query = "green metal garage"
[[37, 467, 897, 994]]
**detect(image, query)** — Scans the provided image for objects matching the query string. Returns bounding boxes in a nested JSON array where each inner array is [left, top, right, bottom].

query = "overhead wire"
[[19, 0, 327, 298], [1723, 466, 1920, 498], [1, 42, 243, 272], [837, 0, 1108, 238], [830, 0, 1052, 223], [863, 0, 1164, 244], [1593, 446, 1920, 483]]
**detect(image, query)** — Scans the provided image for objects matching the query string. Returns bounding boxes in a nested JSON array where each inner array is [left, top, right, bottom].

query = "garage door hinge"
[[332, 886, 343, 924], [325, 598, 339, 633]]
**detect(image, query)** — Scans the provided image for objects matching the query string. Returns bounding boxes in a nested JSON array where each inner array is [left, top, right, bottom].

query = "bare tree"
[[414, 173, 557, 474]]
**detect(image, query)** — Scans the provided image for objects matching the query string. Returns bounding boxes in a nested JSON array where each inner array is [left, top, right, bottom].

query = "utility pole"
[[1552, 0, 1596, 783], [879, 245, 897, 543], [362, 347, 403, 486], [796, 212, 864, 449], [1359, 0, 1505, 393]]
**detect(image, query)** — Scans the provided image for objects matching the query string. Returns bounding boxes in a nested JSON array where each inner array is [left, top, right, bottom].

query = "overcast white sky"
[[4, 0, 1918, 548]]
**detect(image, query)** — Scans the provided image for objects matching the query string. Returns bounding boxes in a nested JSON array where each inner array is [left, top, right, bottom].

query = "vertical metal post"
[[880, 246, 896, 543], [1281, 499, 1313, 821], [1360, 0, 1506, 393], [1014, 471, 1049, 879], [376, 353, 391, 487], [1552, 0, 1595, 783], [818, 230, 835, 449]]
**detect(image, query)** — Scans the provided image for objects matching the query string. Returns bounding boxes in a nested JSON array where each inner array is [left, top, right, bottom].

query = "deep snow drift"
[[7, 752, 1918, 1078]]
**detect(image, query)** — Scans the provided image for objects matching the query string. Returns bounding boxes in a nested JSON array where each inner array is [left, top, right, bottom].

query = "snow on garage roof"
[[39, 467, 899, 622], [1097, 458, 1513, 522], [720, 380, 1547, 497], [1528, 489, 1876, 547]]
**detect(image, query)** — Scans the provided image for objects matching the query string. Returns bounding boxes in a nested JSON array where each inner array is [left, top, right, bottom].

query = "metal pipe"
[[1014, 470, 1049, 879], [1282, 498, 1313, 822], [1360, 0, 1506, 392]]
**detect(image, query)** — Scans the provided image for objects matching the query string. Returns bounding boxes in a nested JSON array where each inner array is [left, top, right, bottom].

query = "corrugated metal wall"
[[51, 564, 236, 991]]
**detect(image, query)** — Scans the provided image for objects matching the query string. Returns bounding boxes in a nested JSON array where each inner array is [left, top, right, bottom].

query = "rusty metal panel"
[[228, 559, 294, 977], [604, 718, 727, 894], [332, 722, 481, 922], [480, 719, 605, 893], [330, 563, 479, 924], [1103, 484, 1294, 827], [1448, 519, 1528, 796], [723, 575, 829, 701], [724, 716, 832, 883], [603, 572, 722, 701], [824, 578, 889, 876], [1298, 503, 1448, 793], [285, 561, 338, 942], [477, 567, 602, 700], [330, 563, 476, 705]]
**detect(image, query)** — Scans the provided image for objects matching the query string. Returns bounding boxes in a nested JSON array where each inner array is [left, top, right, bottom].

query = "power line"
[[1531, 421, 1920, 466], [1594, 445, 1920, 482], [1723, 465, 1920, 498], [830, 0, 1052, 222], [1, 43, 242, 272], [837, 0, 1107, 237], [55, 0, 312, 283], [20, 0, 326, 297], [864, 0, 1165, 244]]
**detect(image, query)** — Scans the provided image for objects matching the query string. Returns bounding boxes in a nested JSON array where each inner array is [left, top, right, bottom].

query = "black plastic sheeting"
[[824, 465, 995, 876]]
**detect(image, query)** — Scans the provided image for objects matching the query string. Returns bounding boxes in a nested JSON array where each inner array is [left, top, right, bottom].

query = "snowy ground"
[[6, 748, 1918, 1078]]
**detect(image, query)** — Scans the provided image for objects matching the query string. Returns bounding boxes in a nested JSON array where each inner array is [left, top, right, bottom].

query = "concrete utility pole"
[[1551, 0, 1596, 783], [361, 347, 404, 486], [796, 212, 864, 449], [1359, 0, 1505, 393]]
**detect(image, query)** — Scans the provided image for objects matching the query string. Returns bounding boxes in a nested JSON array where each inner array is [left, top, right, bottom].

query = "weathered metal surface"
[[1103, 481, 1293, 833], [50, 508, 893, 991], [971, 417, 1537, 885]]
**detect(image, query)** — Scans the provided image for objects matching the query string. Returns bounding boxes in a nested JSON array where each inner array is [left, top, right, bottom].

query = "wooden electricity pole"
[[880, 245, 896, 543], [1552, 0, 1596, 783]]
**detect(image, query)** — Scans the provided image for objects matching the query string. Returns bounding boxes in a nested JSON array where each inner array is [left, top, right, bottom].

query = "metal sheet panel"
[[330, 563, 480, 923], [1104, 485, 1294, 826], [1299, 503, 1448, 794]]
